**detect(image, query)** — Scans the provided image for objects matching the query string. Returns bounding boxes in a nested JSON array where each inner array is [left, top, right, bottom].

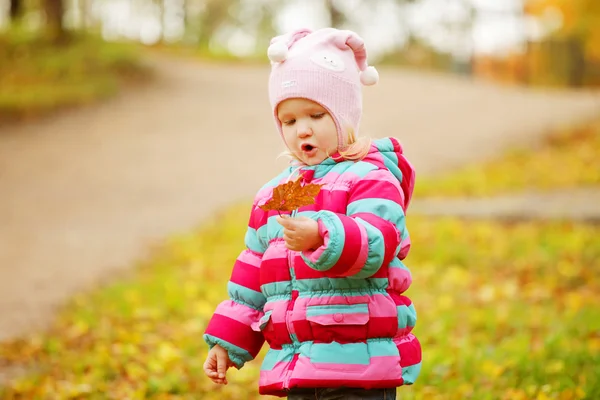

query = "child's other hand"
[[203, 344, 234, 385], [276, 215, 323, 252]]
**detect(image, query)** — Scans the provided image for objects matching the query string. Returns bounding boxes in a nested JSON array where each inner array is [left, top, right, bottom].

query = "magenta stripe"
[[230, 260, 261, 292], [204, 314, 264, 357], [389, 292, 413, 308], [339, 220, 369, 276], [259, 257, 291, 284], [286, 378, 404, 391], [352, 212, 400, 267], [350, 181, 403, 204], [398, 155, 415, 211], [398, 235, 411, 260], [248, 206, 268, 230], [326, 215, 363, 276], [388, 266, 412, 293], [395, 334, 422, 366]]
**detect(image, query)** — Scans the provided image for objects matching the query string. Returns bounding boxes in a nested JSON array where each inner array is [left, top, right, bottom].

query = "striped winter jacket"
[[204, 137, 422, 396]]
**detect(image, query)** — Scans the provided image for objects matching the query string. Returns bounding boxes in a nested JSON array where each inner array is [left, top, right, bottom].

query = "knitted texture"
[[267, 28, 378, 146]]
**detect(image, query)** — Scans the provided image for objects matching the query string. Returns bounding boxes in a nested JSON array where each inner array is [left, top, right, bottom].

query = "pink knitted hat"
[[267, 28, 379, 147]]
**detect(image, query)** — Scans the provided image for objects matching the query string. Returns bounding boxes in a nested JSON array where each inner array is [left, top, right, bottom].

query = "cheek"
[[323, 119, 339, 147], [281, 127, 295, 144]]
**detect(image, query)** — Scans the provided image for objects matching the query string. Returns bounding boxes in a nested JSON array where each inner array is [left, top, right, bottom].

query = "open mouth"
[[301, 143, 315, 152]]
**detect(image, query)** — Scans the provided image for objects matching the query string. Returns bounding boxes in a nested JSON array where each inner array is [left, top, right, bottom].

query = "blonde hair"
[[280, 125, 372, 164]]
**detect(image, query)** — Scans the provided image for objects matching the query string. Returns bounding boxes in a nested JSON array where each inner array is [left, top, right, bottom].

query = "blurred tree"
[[197, 0, 237, 50], [44, 0, 67, 42], [324, 0, 346, 28], [253, 1, 279, 52], [9, 0, 23, 21], [524, 0, 600, 86]]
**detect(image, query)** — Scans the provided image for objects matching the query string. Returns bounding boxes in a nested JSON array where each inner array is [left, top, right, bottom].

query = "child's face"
[[277, 98, 338, 166]]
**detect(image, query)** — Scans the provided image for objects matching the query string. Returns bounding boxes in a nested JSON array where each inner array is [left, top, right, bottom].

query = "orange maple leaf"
[[259, 178, 323, 213]]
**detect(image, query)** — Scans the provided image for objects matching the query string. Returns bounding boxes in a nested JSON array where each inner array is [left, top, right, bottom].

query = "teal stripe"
[[302, 211, 344, 271], [382, 153, 402, 182], [402, 362, 422, 384], [296, 210, 319, 219], [397, 304, 417, 329], [389, 257, 410, 272], [309, 340, 399, 365], [295, 277, 388, 292], [310, 342, 370, 365], [368, 339, 400, 357], [373, 137, 393, 152], [261, 348, 294, 371], [256, 223, 269, 250], [266, 215, 283, 240], [244, 227, 265, 254], [401, 226, 410, 240], [306, 303, 368, 317], [347, 198, 406, 228], [348, 161, 377, 178], [351, 217, 384, 279], [227, 282, 265, 310], [311, 163, 337, 179], [261, 281, 292, 298], [203, 334, 253, 368]]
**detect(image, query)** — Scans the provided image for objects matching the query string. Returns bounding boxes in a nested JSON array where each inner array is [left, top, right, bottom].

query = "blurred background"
[[1, 0, 600, 92]]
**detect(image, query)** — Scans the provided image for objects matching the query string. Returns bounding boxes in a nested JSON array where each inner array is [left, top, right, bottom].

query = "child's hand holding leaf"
[[261, 177, 324, 251], [276, 215, 323, 251]]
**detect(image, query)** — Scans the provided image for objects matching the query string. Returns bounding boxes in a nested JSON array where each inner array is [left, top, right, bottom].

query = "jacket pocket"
[[304, 303, 370, 343]]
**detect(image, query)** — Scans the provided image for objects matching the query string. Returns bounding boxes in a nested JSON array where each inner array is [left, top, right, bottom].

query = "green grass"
[[0, 205, 598, 399], [0, 29, 151, 123], [414, 119, 600, 197]]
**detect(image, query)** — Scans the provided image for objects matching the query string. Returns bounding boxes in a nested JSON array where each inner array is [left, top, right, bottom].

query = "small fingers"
[[203, 358, 216, 377], [276, 216, 296, 230], [209, 376, 228, 385], [216, 351, 228, 380]]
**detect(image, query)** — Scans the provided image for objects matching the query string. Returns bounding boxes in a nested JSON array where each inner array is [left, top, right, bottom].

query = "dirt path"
[[0, 54, 598, 341]]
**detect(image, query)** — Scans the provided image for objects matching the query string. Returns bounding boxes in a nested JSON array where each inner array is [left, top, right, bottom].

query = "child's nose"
[[296, 122, 312, 138]]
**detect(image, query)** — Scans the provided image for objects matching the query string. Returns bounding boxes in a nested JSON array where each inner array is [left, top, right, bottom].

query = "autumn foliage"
[[0, 125, 599, 399]]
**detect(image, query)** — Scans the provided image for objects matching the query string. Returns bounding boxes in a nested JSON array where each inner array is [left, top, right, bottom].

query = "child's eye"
[[311, 113, 325, 119], [283, 119, 296, 126]]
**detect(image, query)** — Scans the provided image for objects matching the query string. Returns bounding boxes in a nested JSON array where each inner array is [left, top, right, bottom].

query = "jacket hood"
[[362, 137, 415, 213]]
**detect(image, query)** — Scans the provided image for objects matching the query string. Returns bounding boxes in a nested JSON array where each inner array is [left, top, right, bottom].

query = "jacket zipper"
[[284, 208, 299, 389]]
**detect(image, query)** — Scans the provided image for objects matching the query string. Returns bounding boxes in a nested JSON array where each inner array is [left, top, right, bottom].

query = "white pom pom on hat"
[[267, 41, 288, 63], [360, 66, 379, 86]]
